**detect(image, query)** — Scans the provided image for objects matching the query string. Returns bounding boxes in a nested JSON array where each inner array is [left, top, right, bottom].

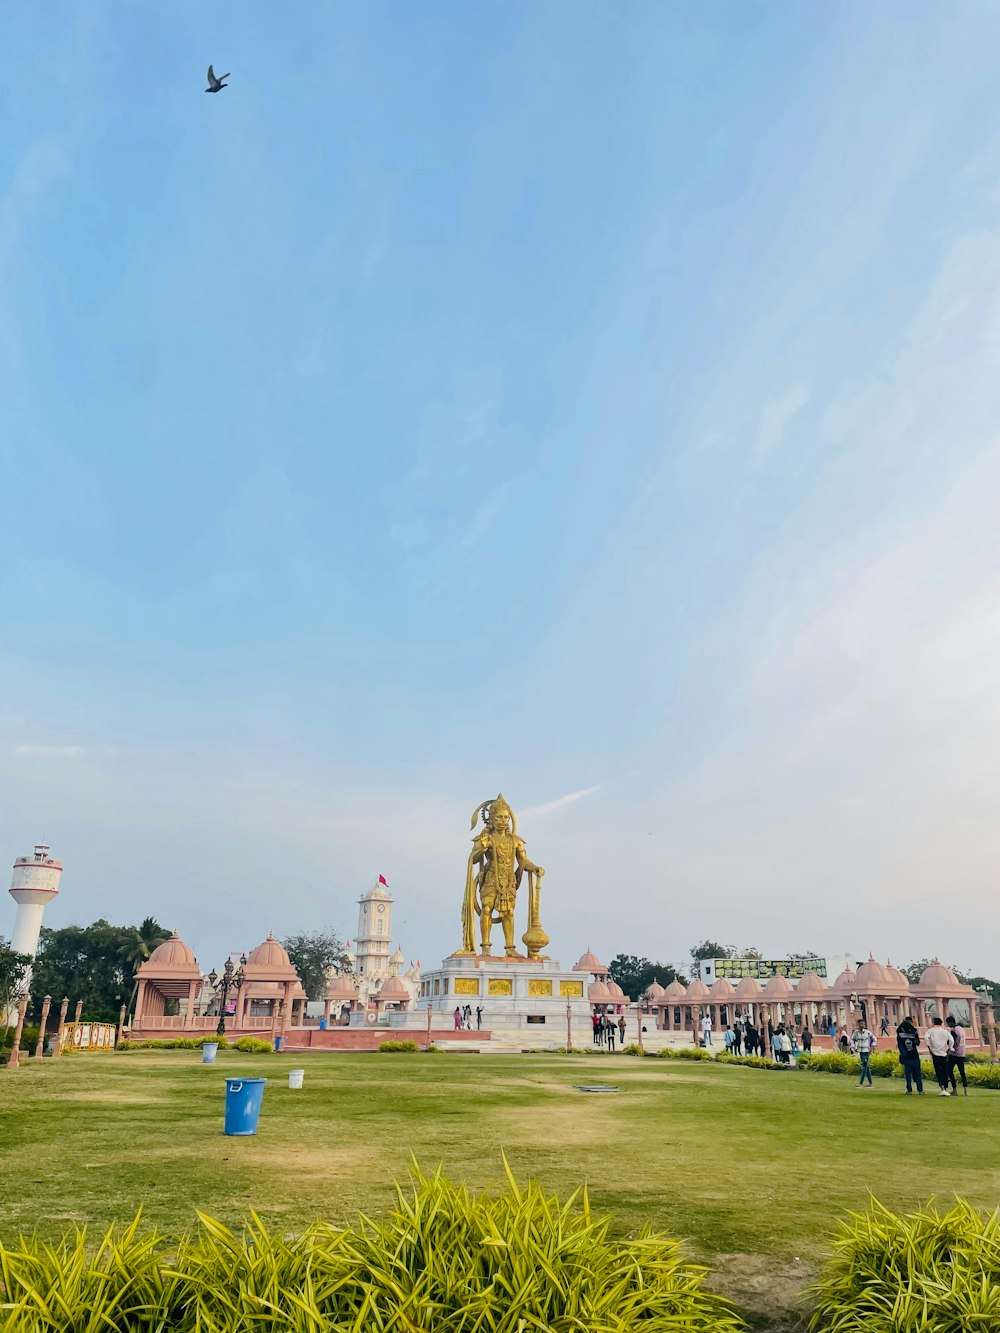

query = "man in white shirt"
[[924, 1016, 955, 1096], [850, 1022, 877, 1086], [701, 1013, 713, 1046]]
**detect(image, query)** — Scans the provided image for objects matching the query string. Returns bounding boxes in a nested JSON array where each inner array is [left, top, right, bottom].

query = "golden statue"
[[459, 794, 550, 959]]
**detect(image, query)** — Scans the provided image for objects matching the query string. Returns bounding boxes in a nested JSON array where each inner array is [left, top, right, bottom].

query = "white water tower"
[[9, 845, 62, 987]]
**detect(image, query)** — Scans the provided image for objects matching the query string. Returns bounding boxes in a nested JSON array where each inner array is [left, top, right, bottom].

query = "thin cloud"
[[521, 785, 601, 820], [15, 744, 84, 758], [758, 384, 810, 454]]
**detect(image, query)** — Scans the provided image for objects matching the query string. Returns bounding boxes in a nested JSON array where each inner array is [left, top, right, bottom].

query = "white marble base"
[[387, 953, 592, 1034]]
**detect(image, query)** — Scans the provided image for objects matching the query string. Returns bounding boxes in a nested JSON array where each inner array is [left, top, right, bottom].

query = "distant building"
[[350, 878, 420, 1008], [6, 844, 62, 1021], [698, 954, 856, 985]]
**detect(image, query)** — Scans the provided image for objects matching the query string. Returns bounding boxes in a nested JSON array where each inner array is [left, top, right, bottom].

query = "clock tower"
[[354, 879, 393, 986]]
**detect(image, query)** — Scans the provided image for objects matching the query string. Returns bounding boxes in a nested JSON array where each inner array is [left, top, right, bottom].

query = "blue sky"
[[3, 4, 1000, 975]]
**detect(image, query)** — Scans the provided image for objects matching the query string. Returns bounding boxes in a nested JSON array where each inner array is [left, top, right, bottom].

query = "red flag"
[[378, 874, 388, 885]]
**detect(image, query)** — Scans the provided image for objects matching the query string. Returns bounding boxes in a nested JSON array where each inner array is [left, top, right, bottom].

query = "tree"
[[689, 940, 735, 977], [120, 917, 171, 1013], [1, 938, 32, 1021], [282, 930, 350, 1001], [29, 920, 138, 1022], [120, 917, 171, 974], [607, 955, 687, 1000]]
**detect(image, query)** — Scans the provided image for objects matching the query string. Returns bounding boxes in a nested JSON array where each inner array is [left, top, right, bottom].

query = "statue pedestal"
[[388, 953, 591, 1035]]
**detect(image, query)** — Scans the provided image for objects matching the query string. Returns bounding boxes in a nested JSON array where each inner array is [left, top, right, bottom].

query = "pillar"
[[322, 998, 332, 1025], [34, 995, 52, 1059], [5, 998, 28, 1070], [566, 1003, 573, 1053], [132, 979, 147, 1031], [117, 1004, 127, 1045], [56, 996, 69, 1055], [636, 1003, 644, 1054], [281, 982, 294, 1035], [425, 1002, 433, 1047], [73, 999, 83, 1023], [185, 980, 200, 1028]]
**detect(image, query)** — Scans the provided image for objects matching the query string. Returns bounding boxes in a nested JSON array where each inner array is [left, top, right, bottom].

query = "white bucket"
[[288, 1069, 305, 1090]]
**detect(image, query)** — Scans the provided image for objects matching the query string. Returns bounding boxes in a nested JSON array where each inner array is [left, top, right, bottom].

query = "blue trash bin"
[[319, 1018, 328, 1031], [274, 1035, 283, 1051], [224, 1077, 267, 1136]]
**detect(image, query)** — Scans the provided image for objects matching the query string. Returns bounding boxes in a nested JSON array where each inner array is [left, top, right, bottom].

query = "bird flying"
[[205, 66, 230, 93]]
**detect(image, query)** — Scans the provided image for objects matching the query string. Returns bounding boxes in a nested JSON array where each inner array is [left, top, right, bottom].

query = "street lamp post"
[[207, 955, 246, 1037]]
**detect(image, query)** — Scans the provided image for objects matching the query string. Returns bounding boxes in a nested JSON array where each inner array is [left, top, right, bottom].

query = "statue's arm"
[[515, 838, 543, 875]]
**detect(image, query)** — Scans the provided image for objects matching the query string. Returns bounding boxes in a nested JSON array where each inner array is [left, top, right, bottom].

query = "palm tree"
[[122, 918, 170, 1014]]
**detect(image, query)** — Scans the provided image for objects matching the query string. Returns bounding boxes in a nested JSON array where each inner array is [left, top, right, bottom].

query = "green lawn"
[[2, 1050, 998, 1328]]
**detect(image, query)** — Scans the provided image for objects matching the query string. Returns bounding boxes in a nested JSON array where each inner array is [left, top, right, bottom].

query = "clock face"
[[377, 904, 386, 914]]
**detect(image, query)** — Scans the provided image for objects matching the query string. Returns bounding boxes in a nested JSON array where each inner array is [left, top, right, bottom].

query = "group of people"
[[719, 1015, 761, 1055], [714, 1009, 973, 1095], [452, 1004, 483, 1031], [592, 1011, 627, 1050], [717, 1013, 798, 1058], [834, 1013, 969, 1095], [893, 1014, 968, 1096]]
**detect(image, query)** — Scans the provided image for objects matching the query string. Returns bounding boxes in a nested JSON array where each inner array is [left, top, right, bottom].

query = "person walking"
[[851, 1020, 876, 1087], [745, 1022, 758, 1056], [946, 1016, 968, 1096], [732, 1019, 743, 1055], [801, 1027, 813, 1054], [606, 1017, 616, 1052], [476, 1005, 483, 1031], [924, 1016, 954, 1096], [617, 1014, 627, 1046], [723, 1025, 736, 1053], [880, 1015, 890, 1037], [838, 1026, 850, 1053], [896, 1015, 923, 1095], [701, 1012, 713, 1046], [453, 1006, 462, 1031], [591, 1012, 601, 1045]]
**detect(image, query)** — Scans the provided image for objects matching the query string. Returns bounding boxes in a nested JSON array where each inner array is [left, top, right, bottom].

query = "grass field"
[[2, 1050, 999, 1328]]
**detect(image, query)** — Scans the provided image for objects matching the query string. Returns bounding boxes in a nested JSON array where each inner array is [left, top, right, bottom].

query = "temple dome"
[[147, 932, 196, 967], [325, 971, 357, 1000], [390, 946, 405, 964], [377, 975, 409, 999], [763, 973, 794, 997], [685, 978, 709, 1000], [247, 932, 292, 968], [588, 980, 612, 1002], [854, 957, 891, 990], [709, 977, 736, 999], [884, 961, 910, 989], [645, 980, 666, 1000], [918, 960, 960, 990], [573, 950, 607, 974], [735, 976, 763, 997], [795, 972, 829, 999], [663, 978, 687, 1000], [606, 981, 626, 1000], [832, 966, 857, 993]]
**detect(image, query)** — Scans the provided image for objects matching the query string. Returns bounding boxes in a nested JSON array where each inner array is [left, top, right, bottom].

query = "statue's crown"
[[470, 792, 517, 833]]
